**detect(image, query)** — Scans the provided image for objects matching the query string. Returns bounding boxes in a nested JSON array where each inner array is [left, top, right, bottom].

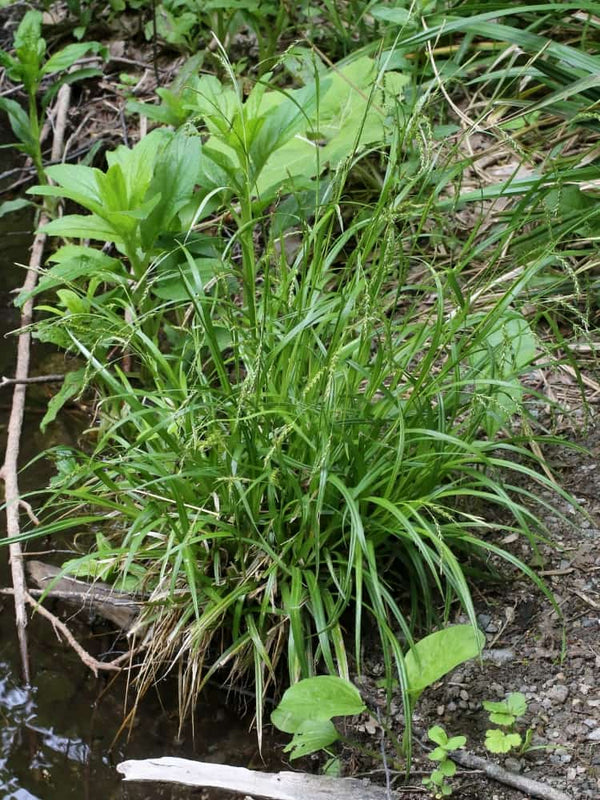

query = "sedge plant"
[[13, 20, 593, 747]]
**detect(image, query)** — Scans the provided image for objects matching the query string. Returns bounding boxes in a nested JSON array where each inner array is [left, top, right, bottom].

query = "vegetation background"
[[1, 1, 600, 797]]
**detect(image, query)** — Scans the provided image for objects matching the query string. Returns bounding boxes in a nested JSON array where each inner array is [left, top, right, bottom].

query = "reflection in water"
[[0, 662, 89, 797]]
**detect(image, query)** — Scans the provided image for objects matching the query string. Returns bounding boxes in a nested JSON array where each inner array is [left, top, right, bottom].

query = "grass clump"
[[7, 0, 597, 739], [31, 138, 566, 737]]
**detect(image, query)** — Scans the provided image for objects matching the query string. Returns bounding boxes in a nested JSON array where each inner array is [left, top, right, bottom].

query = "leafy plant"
[[404, 626, 485, 705], [483, 692, 533, 755], [0, 10, 104, 181], [271, 626, 483, 760], [423, 725, 466, 799], [271, 676, 365, 760], [483, 692, 527, 727]]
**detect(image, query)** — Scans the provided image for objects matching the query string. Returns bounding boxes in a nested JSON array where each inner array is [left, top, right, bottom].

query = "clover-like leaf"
[[446, 735, 466, 751], [271, 675, 365, 734], [428, 725, 449, 747], [439, 759, 457, 778], [505, 693, 527, 718], [485, 729, 522, 754]]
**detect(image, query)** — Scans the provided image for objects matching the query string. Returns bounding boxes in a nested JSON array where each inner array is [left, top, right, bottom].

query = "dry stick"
[[450, 750, 573, 800], [0, 81, 72, 685], [0, 588, 123, 677], [415, 728, 572, 800], [0, 374, 65, 387]]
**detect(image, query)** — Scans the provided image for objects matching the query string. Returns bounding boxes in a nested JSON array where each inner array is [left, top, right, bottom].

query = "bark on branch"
[[117, 757, 398, 799], [0, 81, 72, 684]]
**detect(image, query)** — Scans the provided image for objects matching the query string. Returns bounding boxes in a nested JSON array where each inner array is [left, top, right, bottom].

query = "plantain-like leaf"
[[42, 41, 105, 75], [271, 675, 365, 734], [405, 625, 485, 699], [283, 719, 339, 761]]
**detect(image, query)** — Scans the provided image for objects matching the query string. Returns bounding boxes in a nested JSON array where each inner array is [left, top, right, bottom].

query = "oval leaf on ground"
[[283, 719, 340, 760], [405, 625, 485, 697], [271, 676, 365, 734]]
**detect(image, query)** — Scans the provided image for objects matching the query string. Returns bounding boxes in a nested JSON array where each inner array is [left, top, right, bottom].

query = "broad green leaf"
[[41, 369, 86, 432], [106, 129, 171, 209], [271, 676, 365, 734], [428, 746, 447, 762], [40, 214, 125, 245], [42, 41, 104, 75], [404, 625, 485, 698], [446, 735, 467, 750], [428, 726, 449, 747], [483, 692, 527, 726], [283, 718, 339, 760], [0, 197, 32, 218], [505, 693, 527, 718], [487, 710, 516, 726], [140, 129, 203, 250], [485, 729, 522, 754], [439, 759, 457, 778], [43, 163, 105, 207]]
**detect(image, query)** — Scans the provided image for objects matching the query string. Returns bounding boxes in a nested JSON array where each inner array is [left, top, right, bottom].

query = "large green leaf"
[[42, 41, 104, 75], [271, 675, 365, 734], [283, 719, 340, 761], [0, 97, 38, 153], [405, 625, 485, 698], [140, 129, 203, 251], [40, 214, 125, 245]]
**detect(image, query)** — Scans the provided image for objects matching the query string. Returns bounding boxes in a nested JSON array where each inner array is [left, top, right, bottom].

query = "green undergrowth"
[[1, 0, 599, 744]]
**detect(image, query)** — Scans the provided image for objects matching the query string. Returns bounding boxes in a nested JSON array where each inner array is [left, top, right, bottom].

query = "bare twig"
[[0, 81, 72, 685], [0, 373, 65, 387], [449, 749, 573, 800], [0, 590, 123, 677]]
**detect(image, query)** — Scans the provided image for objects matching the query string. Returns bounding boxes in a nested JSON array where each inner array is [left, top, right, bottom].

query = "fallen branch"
[[0, 588, 124, 676], [27, 560, 141, 631], [0, 81, 72, 685], [450, 749, 572, 800], [0, 373, 65, 387], [117, 757, 398, 799]]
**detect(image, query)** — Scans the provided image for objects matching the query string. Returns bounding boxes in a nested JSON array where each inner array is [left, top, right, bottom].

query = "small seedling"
[[483, 692, 534, 756], [423, 725, 466, 798]]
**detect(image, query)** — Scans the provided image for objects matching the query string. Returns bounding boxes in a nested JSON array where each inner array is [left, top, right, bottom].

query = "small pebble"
[[504, 757, 522, 773], [548, 684, 569, 704]]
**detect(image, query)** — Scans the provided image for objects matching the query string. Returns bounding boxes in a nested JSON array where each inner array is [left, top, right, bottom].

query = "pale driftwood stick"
[[0, 374, 65, 387], [450, 749, 572, 800], [0, 227, 47, 684], [0, 81, 72, 685], [117, 758, 397, 800]]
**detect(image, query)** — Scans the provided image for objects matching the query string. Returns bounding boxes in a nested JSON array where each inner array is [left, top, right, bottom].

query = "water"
[[0, 134, 278, 799]]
